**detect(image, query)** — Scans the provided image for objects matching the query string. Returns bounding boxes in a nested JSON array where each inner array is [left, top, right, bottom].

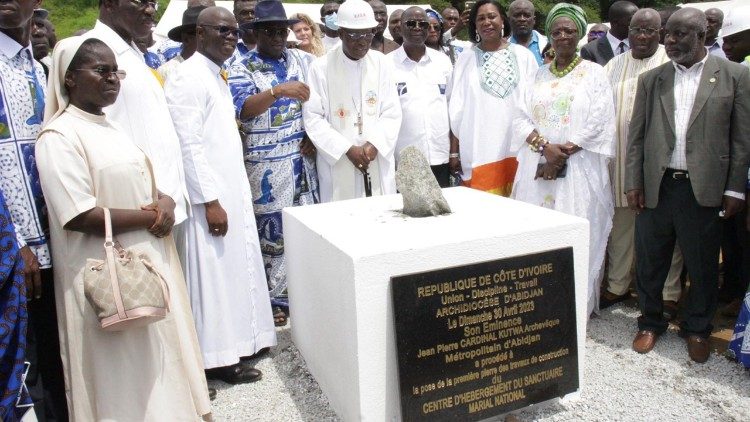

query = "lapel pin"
[[709, 77, 716, 83]]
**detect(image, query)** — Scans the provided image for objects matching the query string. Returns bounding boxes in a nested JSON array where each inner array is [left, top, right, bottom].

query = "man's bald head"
[[631, 8, 661, 28], [508, 0, 534, 13], [629, 8, 661, 59], [196, 7, 238, 65], [508, 0, 535, 38], [389, 8, 404, 44], [189, 0, 215, 7], [442, 7, 459, 30], [668, 7, 707, 34], [665, 7, 707, 66], [400, 6, 428, 47], [197, 6, 234, 26], [402, 6, 424, 22], [704, 7, 724, 42]]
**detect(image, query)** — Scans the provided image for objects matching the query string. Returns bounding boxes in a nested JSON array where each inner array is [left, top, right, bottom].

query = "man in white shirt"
[[389, 6, 452, 187], [320, 0, 341, 52], [86, 0, 190, 257], [704, 8, 726, 58], [165, 6, 276, 385], [581, 1, 638, 65], [304, 0, 401, 202]]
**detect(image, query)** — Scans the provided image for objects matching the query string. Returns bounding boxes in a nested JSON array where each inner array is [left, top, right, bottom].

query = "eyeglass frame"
[[198, 24, 244, 38], [628, 27, 659, 36], [550, 28, 578, 40], [70, 66, 127, 80], [405, 20, 430, 30], [340, 29, 376, 41], [128, 0, 158, 11]]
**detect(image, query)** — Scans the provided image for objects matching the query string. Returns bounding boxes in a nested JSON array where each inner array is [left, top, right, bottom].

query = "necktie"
[[617, 42, 627, 55], [220, 69, 228, 84], [23, 50, 44, 126]]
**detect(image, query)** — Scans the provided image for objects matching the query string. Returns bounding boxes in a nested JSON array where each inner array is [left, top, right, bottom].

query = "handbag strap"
[[102, 208, 127, 319], [103, 207, 114, 245]]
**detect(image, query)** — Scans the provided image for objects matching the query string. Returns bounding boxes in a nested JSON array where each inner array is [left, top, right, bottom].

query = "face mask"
[[325, 12, 339, 31]]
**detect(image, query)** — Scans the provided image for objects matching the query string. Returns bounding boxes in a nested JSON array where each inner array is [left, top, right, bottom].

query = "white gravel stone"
[[210, 305, 750, 421]]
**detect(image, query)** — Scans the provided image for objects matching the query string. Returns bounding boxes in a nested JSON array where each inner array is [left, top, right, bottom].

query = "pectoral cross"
[[354, 112, 363, 135]]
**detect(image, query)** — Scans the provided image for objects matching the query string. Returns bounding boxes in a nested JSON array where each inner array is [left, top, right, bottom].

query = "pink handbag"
[[83, 208, 171, 331]]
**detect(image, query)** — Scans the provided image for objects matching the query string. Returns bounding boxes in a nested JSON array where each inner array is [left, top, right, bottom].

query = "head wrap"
[[545, 3, 588, 41], [425, 8, 443, 24], [44, 36, 87, 127]]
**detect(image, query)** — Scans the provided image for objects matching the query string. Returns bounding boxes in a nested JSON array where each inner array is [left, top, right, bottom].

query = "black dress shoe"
[[208, 387, 217, 401], [206, 363, 263, 384], [241, 347, 270, 361], [600, 291, 630, 309]]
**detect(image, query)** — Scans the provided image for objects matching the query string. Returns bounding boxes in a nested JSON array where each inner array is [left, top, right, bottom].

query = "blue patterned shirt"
[[0, 31, 50, 267]]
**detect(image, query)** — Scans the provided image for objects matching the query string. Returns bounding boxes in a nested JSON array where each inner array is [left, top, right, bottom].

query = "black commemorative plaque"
[[391, 248, 578, 421]]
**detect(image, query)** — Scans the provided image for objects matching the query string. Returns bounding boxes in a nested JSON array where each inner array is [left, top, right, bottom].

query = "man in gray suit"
[[625, 7, 750, 363], [581, 1, 637, 65]]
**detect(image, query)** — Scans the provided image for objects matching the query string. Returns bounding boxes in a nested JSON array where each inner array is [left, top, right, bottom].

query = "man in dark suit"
[[581, 1, 638, 65], [624, 7, 750, 363]]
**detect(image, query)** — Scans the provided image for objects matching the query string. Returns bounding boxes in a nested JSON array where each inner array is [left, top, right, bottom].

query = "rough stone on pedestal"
[[395, 146, 451, 217]]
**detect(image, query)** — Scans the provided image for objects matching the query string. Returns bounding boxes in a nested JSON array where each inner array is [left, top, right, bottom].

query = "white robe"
[[165, 53, 276, 368], [512, 60, 616, 316], [303, 48, 402, 202], [447, 44, 538, 194], [86, 21, 190, 225]]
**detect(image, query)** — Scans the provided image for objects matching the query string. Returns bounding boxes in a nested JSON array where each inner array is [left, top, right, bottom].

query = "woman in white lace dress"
[[512, 3, 616, 315]]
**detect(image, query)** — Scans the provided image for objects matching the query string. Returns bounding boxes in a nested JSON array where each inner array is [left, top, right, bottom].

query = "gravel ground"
[[210, 304, 750, 421]]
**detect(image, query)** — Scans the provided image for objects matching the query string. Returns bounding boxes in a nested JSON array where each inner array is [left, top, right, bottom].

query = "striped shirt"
[[669, 53, 708, 170], [605, 46, 669, 207]]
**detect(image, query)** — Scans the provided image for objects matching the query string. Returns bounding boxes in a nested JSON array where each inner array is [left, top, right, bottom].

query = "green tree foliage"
[[43, 0, 703, 39]]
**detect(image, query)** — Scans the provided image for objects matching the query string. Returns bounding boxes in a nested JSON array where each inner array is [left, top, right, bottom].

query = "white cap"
[[721, 6, 750, 38], [336, 0, 378, 30]]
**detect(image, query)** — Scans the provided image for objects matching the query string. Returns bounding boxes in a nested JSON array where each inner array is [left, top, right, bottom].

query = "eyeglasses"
[[550, 28, 578, 40], [342, 30, 375, 41], [628, 27, 659, 36], [428, 24, 441, 31], [128, 0, 158, 11], [200, 24, 243, 38], [256, 27, 289, 38], [405, 20, 430, 29], [588, 30, 606, 37], [71, 66, 127, 80]]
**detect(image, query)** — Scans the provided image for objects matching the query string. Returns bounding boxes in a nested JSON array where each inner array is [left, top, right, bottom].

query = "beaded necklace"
[[550, 55, 582, 78]]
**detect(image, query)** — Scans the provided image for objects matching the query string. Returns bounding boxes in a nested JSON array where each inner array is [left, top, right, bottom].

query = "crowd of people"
[[0, 0, 749, 420]]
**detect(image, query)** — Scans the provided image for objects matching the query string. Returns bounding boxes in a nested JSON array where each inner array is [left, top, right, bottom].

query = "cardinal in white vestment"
[[164, 7, 276, 384], [303, 0, 402, 202]]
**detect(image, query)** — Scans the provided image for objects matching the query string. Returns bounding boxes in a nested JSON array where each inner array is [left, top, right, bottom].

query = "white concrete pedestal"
[[283, 187, 589, 421]]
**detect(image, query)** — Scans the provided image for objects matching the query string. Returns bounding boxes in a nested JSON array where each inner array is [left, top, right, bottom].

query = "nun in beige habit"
[[35, 36, 212, 421]]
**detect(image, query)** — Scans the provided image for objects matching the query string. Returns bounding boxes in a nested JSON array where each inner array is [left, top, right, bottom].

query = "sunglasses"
[[200, 24, 243, 38], [128, 0, 158, 11], [256, 27, 290, 38], [71, 66, 127, 80], [405, 20, 429, 29], [428, 24, 441, 31]]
